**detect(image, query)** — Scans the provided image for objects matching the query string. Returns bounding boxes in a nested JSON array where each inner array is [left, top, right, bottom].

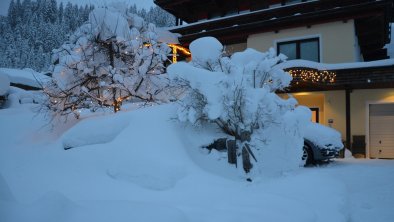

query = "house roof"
[[161, 0, 394, 61], [154, 0, 274, 23]]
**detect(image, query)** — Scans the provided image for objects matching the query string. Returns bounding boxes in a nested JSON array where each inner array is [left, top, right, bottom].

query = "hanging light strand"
[[287, 68, 336, 84]]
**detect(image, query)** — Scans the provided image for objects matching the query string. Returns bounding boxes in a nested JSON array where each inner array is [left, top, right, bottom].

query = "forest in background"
[[0, 0, 175, 72]]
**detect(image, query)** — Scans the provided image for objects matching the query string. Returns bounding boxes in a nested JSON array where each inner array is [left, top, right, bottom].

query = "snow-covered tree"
[[43, 8, 171, 120], [168, 37, 310, 175]]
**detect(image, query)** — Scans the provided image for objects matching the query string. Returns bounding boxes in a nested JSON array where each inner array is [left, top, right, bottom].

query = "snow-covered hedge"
[[168, 37, 311, 176]]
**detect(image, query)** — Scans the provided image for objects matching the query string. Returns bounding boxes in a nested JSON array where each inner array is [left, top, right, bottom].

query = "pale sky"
[[0, 0, 155, 16]]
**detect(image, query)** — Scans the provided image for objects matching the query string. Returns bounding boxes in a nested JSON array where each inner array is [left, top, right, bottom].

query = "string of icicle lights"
[[287, 68, 336, 84]]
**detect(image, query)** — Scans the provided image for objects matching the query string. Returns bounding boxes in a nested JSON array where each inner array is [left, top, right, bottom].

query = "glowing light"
[[168, 44, 191, 56], [287, 68, 336, 84], [172, 46, 178, 63], [143, 43, 191, 63]]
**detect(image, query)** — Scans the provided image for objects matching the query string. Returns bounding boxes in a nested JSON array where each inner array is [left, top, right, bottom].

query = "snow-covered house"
[[155, 0, 394, 158]]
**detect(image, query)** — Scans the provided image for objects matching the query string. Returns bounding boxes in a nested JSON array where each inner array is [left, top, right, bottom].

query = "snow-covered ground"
[[1, 95, 394, 222]]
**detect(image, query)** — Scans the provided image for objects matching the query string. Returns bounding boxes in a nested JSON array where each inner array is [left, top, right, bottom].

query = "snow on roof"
[[156, 28, 180, 44], [0, 68, 50, 89], [384, 23, 394, 58], [275, 59, 394, 71]]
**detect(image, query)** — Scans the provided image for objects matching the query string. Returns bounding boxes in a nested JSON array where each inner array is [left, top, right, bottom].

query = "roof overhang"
[[166, 0, 394, 61]]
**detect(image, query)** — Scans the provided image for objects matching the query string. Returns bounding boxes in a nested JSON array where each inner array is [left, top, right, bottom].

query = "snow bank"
[[0, 68, 49, 89], [254, 106, 311, 175], [0, 102, 370, 222], [62, 113, 130, 149], [0, 74, 10, 96], [0, 173, 15, 202]]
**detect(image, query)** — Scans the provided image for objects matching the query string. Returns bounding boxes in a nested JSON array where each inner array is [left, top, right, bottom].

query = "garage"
[[369, 103, 394, 158]]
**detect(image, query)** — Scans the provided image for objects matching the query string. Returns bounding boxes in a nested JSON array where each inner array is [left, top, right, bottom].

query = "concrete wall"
[[247, 20, 358, 63], [292, 89, 394, 144], [225, 43, 247, 54], [292, 91, 346, 140]]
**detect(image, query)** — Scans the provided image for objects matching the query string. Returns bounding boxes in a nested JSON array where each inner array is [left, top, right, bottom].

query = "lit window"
[[277, 38, 320, 62]]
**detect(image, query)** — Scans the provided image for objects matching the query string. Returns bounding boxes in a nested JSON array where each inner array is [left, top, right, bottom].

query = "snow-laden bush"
[[43, 7, 171, 119], [168, 37, 311, 176]]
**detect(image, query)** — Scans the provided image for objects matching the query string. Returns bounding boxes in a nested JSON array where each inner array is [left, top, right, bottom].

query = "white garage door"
[[369, 103, 394, 158]]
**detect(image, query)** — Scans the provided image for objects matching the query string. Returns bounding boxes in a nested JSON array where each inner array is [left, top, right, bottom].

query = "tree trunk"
[[226, 139, 237, 167], [242, 145, 253, 173]]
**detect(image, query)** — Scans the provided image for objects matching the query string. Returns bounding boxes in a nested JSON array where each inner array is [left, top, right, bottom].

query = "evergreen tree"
[[8, 0, 17, 28], [58, 2, 64, 23], [0, 0, 175, 72]]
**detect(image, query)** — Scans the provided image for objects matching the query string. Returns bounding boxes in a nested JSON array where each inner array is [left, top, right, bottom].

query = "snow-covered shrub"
[[43, 7, 171, 119], [168, 37, 310, 176]]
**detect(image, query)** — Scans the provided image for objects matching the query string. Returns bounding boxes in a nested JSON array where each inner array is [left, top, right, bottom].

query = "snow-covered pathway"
[[316, 159, 394, 222], [1, 102, 394, 222]]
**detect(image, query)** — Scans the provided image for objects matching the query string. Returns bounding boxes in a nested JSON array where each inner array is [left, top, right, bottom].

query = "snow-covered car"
[[302, 122, 344, 166]]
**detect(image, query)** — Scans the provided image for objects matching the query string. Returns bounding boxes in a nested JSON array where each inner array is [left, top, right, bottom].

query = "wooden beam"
[[346, 88, 352, 151]]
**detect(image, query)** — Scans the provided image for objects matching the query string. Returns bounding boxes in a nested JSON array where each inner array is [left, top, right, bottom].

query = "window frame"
[[277, 37, 320, 62]]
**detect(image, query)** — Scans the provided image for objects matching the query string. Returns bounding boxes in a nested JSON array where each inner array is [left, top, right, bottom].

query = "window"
[[277, 38, 320, 62]]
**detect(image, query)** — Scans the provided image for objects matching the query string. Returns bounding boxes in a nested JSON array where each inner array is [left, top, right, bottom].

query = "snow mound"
[[107, 164, 187, 191], [0, 74, 10, 96], [190, 37, 223, 65], [0, 191, 188, 222], [0, 174, 15, 202], [0, 101, 374, 222], [62, 113, 130, 149], [0, 68, 49, 89]]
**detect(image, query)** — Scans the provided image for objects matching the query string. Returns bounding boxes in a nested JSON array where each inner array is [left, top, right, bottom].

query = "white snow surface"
[[89, 8, 131, 41], [1, 97, 394, 221], [0, 74, 10, 96], [304, 122, 344, 149], [62, 113, 131, 149], [156, 28, 180, 44], [0, 68, 49, 89], [384, 23, 394, 58], [189, 37, 223, 65]]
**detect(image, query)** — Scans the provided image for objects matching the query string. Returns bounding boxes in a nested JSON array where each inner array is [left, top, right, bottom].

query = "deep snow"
[[0, 92, 394, 222]]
